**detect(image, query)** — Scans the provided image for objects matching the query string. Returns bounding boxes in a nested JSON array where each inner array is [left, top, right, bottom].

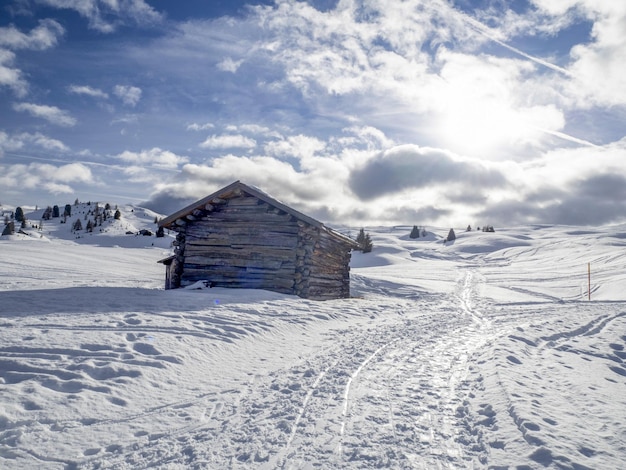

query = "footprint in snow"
[[507, 355, 522, 365], [133, 342, 161, 355]]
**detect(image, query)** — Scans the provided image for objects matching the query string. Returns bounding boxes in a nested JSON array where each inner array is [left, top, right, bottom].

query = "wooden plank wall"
[[180, 195, 299, 293], [169, 191, 354, 299]]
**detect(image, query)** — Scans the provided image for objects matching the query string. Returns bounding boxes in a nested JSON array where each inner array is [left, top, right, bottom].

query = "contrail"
[[3, 152, 182, 172], [536, 128, 600, 147], [459, 10, 572, 76]]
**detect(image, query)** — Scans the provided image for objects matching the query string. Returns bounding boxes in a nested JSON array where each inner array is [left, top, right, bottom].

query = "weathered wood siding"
[[165, 185, 355, 299], [178, 195, 299, 293], [295, 223, 352, 299]]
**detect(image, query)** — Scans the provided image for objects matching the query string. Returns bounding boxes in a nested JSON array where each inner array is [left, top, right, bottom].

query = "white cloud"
[[217, 57, 244, 73], [187, 122, 214, 131], [199, 134, 257, 149], [0, 162, 92, 193], [116, 147, 189, 169], [113, 85, 142, 107], [0, 131, 24, 155], [36, 0, 163, 33], [0, 19, 64, 50], [264, 135, 326, 166], [68, 85, 109, 99], [0, 49, 28, 96], [42, 182, 74, 194], [13, 102, 77, 127], [3, 132, 70, 153]]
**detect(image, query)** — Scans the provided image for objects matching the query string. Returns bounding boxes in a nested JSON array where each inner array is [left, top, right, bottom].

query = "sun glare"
[[436, 96, 525, 159]]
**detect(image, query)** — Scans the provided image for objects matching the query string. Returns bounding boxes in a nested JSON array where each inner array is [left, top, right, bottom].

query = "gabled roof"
[[158, 181, 360, 248]]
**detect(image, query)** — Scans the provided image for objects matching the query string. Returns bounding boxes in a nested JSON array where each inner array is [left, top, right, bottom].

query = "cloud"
[[199, 134, 257, 149], [68, 85, 109, 99], [349, 145, 509, 200], [36, 0, 163, 33], [217, 57, 244, 73], [13, 132, 70, 152], [0, 49, 28, 96], [0, 162, 92, 193], [113, 85, 142, 107], [0, 131, 23, 156], [480, 173, 626, 226], [264, 135, 326, 163], [12, 102, 77, 127], [115, 147, 189, 169], [187, 122, 214, 131], [42, 182, 74, 194], [0, 19, 65, 50]]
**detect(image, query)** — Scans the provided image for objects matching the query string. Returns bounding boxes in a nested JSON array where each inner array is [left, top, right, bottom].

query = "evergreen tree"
[[53, 205, 60, 218], [446, 228, 456, 242], [72, 219, 83, 231], [409, 225, 420, 239], [15, 206, 24, 222], [114, 209, 121, 220], [356, 228, 373, 253], [156, 226, 165, 238], [86, 219, 94, 232], [2, 222, 14, 236], [356, 228, 366, 246], [64, 204, 72, 217], [362, 233, 373, 253]]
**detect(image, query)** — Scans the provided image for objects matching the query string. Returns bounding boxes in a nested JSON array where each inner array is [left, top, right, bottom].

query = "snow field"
[[1, 217, 626, 469]]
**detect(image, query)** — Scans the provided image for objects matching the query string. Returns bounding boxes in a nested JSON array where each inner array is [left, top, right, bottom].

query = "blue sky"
[[1, 0, 625, 227]]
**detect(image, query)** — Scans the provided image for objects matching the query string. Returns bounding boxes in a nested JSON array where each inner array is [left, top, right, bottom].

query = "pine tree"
[[156, 226, 165, 238], [72, 219, 83, 231], [15, 207, 24, 222], [53, 205, 60, 218], [2, 222, 14, 236], [362, 233, 373, 253], [356, 228, 373, 253], [410, 225, 420, 239], [356, 228, 366, 246], [446, 228, 456, 242], [114, 209, 121, 220]]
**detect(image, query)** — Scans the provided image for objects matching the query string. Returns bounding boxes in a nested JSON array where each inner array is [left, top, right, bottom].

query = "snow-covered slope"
[[1, 222, 625, 469]]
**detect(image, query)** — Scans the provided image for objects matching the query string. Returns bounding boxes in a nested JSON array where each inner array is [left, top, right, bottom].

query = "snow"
[[1, 212, 626, 469]]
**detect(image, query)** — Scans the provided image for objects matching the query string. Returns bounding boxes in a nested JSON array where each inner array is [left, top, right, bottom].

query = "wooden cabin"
[[158, 181, 361, 300]]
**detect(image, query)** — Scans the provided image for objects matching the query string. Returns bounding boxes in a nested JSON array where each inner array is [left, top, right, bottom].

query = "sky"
[[1, 0, 625, 227]]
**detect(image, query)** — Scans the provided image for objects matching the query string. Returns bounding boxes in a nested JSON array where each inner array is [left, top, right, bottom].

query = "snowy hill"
[[3, 202, 173, 250], [0, 222, 625, 469]]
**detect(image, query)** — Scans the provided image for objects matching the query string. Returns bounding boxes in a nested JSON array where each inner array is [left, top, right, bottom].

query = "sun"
[[436, 94, 527, 159]]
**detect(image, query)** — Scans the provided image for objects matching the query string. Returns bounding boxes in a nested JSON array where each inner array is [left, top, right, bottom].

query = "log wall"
[[168, 191, 354, 299]]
